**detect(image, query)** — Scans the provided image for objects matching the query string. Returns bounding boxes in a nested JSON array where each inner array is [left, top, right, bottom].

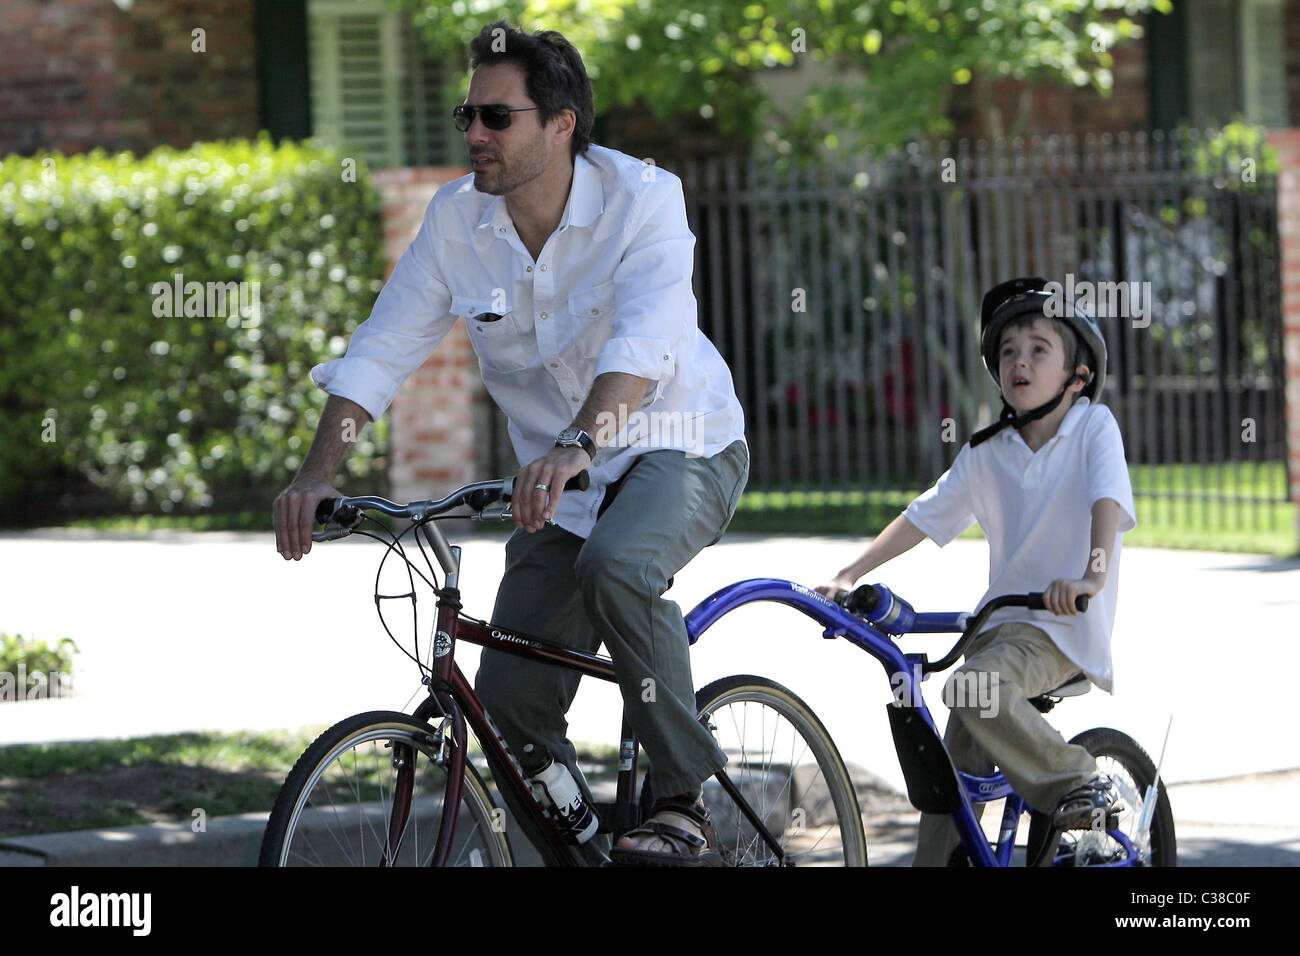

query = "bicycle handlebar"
[[925, 591, 1087, 674], [837, 584, 1088, 675], [312, 471, 590, 539]]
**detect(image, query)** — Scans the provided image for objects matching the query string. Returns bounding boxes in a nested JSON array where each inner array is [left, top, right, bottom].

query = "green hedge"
[[0, 135, 388, 517]]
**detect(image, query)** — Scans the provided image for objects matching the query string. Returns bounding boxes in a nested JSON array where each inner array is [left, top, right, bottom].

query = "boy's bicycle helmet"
[[968, 276, 1109, 447]]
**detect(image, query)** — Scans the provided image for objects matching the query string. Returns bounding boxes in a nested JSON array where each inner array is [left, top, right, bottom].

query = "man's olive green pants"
[[474, 441, 749, 854]]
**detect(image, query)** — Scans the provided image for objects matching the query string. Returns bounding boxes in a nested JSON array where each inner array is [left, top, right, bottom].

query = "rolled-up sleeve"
[[310, 204, 456, 422], [904, 443, 978, 547], [1086, 408, 1138, 533], [595, 175, 697, 403]]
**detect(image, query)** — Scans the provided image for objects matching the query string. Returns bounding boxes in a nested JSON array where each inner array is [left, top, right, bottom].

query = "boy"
[[817, 276, 1137, 867]]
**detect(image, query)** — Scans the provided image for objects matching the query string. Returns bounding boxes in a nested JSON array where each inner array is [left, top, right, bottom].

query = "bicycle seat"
[[1028, 673, 1090, 713]]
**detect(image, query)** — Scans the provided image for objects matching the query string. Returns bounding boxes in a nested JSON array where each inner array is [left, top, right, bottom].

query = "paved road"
[[2, 526, 1297, 864]]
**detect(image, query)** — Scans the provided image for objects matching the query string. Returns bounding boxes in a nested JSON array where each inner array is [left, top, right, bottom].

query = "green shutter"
[[307, 0, 457, 169]]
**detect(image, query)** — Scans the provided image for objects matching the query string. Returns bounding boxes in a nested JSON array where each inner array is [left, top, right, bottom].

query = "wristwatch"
[[555, 426, 595, 461]]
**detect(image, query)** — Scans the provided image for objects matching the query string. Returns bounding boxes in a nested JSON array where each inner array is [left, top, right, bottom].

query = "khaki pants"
[[912, 621, 1098, 866]]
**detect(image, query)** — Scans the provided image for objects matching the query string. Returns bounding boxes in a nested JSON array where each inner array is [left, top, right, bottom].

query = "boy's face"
[[997, 319, 1087, 413]]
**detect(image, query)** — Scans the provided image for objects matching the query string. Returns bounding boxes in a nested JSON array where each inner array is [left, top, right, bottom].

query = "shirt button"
[[571, 396, 580, 403], [591, 308, 599, 315], [526, 265, 532, 273], [663, 354, 670, 360], [550, 362, 558, 369], [540, 264, 548, 271], [540, 312, 548, 319]]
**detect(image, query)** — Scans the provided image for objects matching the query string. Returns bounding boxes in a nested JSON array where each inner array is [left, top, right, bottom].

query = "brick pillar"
[[371, 166, 475, 503], [1271, 130, 1300, 551]]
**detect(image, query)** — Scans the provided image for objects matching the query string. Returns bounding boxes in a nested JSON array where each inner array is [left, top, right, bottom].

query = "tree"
[[397, 0, 1174, 156]]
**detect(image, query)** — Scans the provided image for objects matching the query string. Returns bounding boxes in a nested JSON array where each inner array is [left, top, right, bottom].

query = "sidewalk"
[[2, 528, 1298, 864], [3, 769, 1295, 866]]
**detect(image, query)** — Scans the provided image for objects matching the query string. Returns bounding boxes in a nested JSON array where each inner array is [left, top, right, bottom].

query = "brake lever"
[[471, 504, 514, 522]]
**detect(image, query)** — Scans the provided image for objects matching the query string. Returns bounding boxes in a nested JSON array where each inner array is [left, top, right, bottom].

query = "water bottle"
[[522, 745, 599, 845], [847, 584, 917, 634]]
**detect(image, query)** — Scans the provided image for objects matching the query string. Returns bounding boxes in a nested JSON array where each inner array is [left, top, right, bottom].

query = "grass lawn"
[[729, 461, 1296, 556], [0, 730, 620, 839]]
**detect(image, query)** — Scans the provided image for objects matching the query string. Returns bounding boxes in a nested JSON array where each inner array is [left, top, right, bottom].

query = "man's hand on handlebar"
[[273, 474, 344, 561], [1042, 578, 1098, 616], [514, 446, 593, 533]]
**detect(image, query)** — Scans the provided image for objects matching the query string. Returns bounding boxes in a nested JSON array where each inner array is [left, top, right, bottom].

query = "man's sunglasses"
[[452, 104, 540, 132]]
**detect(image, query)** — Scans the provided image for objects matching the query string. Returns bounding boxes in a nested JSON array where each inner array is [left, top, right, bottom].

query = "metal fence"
[[672, 129, 1289, 535], [478, 129, 1290, 538]]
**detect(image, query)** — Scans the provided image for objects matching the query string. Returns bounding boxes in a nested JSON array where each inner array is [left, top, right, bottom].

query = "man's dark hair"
[[468, 21, 594, 158]]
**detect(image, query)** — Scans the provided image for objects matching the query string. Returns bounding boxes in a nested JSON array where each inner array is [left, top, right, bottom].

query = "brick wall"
[[0, 0, 259, 157], [370, 166, 478, 504], [1270, 129, 1300, 547]]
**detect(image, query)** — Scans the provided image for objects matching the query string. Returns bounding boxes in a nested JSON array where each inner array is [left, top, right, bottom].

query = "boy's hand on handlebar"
[[515, 447, 592, 533], [814, 576, 856, 603], [274, 474, 344, 561], [1043, 578, 1097, 616]]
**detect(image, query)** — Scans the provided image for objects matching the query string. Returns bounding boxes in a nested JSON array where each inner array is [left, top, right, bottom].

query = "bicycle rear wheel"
[[1027, 726, 1177, 867], [643, 675, 867, 866], [259, 711, 512, 867]]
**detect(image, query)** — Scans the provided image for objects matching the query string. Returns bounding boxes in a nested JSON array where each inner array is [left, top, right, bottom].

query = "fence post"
[[1270, 130, 1300, 554]]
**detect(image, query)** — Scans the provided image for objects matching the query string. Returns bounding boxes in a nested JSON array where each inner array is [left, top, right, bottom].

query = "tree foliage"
[[397, 0, 1174, 155]]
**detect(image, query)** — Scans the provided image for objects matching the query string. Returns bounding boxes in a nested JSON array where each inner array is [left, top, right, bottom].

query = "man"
[[272, 21, 748, 865]]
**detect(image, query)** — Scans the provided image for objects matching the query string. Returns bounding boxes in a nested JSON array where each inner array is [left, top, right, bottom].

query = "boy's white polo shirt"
[[903, 398, 1136, 693]]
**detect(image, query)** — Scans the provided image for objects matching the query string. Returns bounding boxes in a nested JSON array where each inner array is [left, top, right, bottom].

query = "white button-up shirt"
[[311, 144, 746, 538], [903, 399, 1137, 692]]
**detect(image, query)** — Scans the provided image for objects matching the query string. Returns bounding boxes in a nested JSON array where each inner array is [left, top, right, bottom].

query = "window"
[[307, 0, 461, 169], [1150, 0, 1287, 130]]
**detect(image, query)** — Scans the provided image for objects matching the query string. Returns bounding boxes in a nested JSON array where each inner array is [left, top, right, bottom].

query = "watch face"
[[557, 427, 581, 443]]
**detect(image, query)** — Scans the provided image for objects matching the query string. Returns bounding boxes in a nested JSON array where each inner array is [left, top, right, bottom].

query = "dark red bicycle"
[[257, 473, 866, 867]]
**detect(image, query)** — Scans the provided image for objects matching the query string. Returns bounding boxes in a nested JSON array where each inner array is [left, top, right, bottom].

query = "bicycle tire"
[[641, 675, 868, 866], [259, 710, 512, 867], [1026, 726, 1177, 867]]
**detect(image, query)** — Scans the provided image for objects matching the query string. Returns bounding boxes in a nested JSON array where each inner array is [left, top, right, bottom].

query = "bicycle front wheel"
[[670, 675, 868, 866], [1028, 726, 1177, 867], [259, 711, 512, 867]]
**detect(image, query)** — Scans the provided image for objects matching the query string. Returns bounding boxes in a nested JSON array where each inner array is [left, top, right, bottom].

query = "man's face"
[[997, 318, 1082, 412], [462, 63, 564, 197]]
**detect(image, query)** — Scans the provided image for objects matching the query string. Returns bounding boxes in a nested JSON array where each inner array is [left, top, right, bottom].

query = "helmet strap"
[[968, 372, 1086, 448]]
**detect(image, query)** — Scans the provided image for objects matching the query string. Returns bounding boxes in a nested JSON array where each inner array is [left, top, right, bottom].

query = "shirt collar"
[[997, 396, 1091, 445], [476, 150, 604, 235]]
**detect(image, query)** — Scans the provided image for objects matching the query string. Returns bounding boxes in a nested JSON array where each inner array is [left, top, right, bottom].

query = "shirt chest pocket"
[[565, 281, 616, 358], [454, 295, 533, 373]]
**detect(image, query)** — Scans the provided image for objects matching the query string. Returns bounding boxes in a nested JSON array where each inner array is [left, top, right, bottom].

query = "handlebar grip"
[[565, 471, 590, 492], [844, 583, 880, 614], [1026, 592, 1089, 612], [316, 498, 360, 526]]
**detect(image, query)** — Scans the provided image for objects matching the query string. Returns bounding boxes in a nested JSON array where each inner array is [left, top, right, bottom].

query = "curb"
[[0, 812, 268, 867]]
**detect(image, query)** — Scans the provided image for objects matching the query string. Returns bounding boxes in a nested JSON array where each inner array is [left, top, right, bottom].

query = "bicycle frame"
[[684, 577, 1141, 867]]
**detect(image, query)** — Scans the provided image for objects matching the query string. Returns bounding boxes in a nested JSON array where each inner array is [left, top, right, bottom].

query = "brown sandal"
[[610, 802, 723, 867]]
